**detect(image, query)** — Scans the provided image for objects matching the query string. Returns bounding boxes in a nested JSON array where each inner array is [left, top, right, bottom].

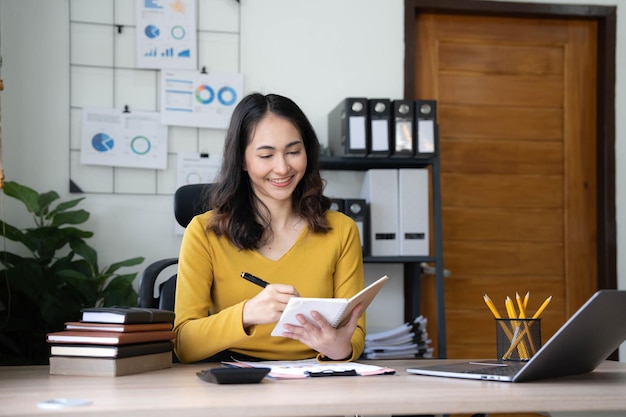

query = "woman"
[[173, 93, 365, 363]]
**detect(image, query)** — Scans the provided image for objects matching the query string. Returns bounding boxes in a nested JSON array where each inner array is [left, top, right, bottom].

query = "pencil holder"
[[495, 318, 541, 362]]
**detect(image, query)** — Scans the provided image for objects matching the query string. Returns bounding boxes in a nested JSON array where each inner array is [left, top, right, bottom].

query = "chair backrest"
[[137, 184, 213, 310], [174, 183, 213, 227]]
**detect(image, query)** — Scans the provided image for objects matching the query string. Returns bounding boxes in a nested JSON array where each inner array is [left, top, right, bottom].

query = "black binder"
[[343, 198, 369, 255], [328, 98, 368, 157], [329, 198, 345, 213], [367, 98, 392, 158], [415, 100, 437, 158], [390, 99, 415, 158]]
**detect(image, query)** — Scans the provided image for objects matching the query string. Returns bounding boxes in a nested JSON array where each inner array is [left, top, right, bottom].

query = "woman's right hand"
[[242, 284, 299, 328]]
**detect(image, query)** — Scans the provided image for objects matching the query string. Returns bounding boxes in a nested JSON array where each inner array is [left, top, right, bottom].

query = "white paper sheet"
[[135, 0, 197, 70], [80, 107, 168, 170], [161, 70, 244, 128]]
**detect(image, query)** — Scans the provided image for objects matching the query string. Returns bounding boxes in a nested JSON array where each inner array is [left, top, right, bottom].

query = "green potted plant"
[[0, 181, 144, 365]]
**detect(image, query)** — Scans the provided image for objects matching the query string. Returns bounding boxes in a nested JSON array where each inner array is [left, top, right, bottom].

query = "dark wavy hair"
[[206, 93, 331, 250]]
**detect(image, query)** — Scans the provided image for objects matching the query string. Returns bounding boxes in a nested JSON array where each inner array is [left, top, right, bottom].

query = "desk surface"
[[2, 359, 626, 417]]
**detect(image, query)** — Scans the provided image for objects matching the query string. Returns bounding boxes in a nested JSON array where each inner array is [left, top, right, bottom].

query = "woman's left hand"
[[280, 304, 363, 360]]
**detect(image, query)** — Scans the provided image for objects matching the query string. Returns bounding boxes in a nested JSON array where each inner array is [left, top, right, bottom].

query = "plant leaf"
[[37, 191, 60, 217], [0, 251, 30, 268], [70, 239, 98, 268], [100, 274, 138, 307], [50, 197, 85, 214], [51, 209, 90, 227], [104, 257, 145, 274], [0, 222, 37, 251], [2, 181, 41, 214]]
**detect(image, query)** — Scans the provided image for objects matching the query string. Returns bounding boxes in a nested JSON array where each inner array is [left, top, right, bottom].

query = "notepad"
[[225, 358, 395, 379], [271, 275, 389, 337]]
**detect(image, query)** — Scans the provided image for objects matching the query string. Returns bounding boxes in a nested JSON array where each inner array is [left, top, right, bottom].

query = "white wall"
[[0, 0, 623, 359]]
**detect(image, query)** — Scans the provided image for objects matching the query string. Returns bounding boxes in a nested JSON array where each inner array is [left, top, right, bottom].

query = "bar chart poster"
[[135, 0, 197, 69], [161, 70, 244, 128], [80, 107, 168, 170]]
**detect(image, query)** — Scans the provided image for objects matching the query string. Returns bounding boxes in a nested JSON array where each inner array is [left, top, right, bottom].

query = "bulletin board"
[[68, 0, 240, 195]]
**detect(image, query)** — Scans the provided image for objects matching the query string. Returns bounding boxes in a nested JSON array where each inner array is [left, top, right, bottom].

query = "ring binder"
[[415, 100, 437, 157], [367, 98, 392, 158], [328, 97, 369, 157], [391, 99, 415, 158]]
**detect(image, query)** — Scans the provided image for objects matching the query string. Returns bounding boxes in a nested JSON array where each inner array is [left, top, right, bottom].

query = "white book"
[[271, 276, 389, 337]]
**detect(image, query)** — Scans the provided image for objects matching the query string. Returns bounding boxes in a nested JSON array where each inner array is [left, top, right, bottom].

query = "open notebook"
[[407, 290, 626, 382], [271, 275, 389, 336]]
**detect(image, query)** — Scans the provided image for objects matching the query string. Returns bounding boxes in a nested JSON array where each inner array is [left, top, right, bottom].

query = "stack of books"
[[361, 315, 434, 359], [46, 307, 176, 377]]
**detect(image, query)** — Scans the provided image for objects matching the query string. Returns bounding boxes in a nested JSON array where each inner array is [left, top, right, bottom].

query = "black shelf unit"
[[320, 155, 447, 358]]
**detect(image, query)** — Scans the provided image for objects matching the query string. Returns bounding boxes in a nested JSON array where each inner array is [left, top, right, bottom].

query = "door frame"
[[404, 0, 617, 291]]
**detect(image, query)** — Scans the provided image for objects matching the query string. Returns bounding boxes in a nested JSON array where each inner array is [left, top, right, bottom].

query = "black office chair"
[[137, 183, 213, 310]]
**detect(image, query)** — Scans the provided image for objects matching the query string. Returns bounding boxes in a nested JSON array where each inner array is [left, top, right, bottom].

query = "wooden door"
[[414, 12, 599, 364]]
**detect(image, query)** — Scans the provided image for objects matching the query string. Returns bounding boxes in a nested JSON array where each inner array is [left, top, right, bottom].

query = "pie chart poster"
[[80, 107, 168, 170], [161, 70, 244, 129]]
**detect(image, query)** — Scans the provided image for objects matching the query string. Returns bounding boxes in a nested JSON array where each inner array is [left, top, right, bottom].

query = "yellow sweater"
[[173, 209, 365, 363]]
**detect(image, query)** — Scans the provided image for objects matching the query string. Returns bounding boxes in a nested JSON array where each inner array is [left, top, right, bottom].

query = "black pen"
[[241, 272, 269, 288]]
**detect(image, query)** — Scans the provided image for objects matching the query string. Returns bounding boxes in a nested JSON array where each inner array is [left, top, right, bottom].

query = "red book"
[[46, 330, 176, 345], [64, 321, 172, 333]]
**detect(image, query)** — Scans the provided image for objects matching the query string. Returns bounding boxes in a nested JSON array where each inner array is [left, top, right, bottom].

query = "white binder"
[[398, 169, 430, 256], [361, 169, 399, 256]]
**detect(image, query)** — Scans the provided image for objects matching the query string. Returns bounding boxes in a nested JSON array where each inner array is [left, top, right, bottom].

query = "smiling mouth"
[[268, 176, 293, 185]]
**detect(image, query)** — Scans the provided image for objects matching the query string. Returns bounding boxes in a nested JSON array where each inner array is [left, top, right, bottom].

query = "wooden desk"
[[2, 360, 626, 417]]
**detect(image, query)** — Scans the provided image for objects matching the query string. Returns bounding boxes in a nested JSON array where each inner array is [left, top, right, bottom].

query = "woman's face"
[[243, 113, 307, 206]]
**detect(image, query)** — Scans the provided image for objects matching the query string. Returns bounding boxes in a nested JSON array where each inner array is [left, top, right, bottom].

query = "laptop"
[[406, 290, 626, 382]]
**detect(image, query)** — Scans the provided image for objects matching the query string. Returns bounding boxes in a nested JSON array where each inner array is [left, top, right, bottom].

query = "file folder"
[[390, 100, 415, 158], [328, 98, 368, 157], [360, 170, 399, 256], [415, 100, 437, 157], [367, 98, 392, 158], [343, 199, 368, 255], [398, 169, 429, 256]]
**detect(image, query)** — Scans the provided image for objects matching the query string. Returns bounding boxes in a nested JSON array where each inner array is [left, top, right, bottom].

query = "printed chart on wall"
[[161, 70, 244, 129], [174, 152, 222, 234], [135, 0, 197, 69], [80, 107, 168, 170]]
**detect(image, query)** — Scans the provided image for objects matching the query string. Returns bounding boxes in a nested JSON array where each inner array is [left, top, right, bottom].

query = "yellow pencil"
[[516, 292, 526, 318], [505, 296, 530, 359], [532, 296, 553, 319], [505, 296, 517, 319], [523, 291, 530, 310], [483, 294, 502, 318], [515, 292, 530, 358], [502, 319, 536, 360], [484, 294, 515, 348], [504, 295, 552, 360]]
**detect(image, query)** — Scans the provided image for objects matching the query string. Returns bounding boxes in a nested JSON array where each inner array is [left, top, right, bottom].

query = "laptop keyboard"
[[463, 363, 525, 376]]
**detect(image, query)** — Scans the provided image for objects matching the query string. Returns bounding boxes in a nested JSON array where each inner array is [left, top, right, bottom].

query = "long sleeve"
[[173, 210, 365, 363]]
